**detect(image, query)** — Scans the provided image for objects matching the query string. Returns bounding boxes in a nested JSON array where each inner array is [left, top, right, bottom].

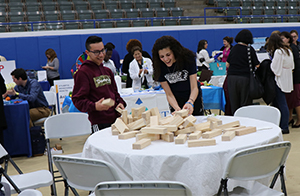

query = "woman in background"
[[267, 33, 294, 134], [218, 36, 234, 62], [196, 40, 214, 71], [152, 35, 203, 116], [42, 48, 60, 86], [129, 46, 154, 90]]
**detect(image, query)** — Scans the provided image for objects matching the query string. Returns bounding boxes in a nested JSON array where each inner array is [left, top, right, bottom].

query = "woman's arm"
[[183, 73, 198, 115], [202, 50, 214, 64], [160, 81, 181, 112], [129, 60, 141, 80]]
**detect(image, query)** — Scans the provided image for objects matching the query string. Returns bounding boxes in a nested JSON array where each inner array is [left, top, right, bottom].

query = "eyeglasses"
[[88, 48, 107, 56]]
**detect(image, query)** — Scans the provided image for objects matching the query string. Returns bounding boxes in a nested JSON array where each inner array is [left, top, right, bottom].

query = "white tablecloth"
[[82, 116, 283, 195]]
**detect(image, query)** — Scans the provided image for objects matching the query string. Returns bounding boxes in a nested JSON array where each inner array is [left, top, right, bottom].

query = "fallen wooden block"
[[222, 131, 236, 141], [141, 127, 168, 134], [216, 121, 240, 130], [175, 126, 195, 136], [159, 116, 174, 125], [132, 106, 146, 119], [189, 131, 202, 140], [194, 121, 211, 132], [223, 126, 246, 133], [150, 116, 159, 127], [118, 131, 140, 139], [127, 118, 146, 131], [115, 107, 123, 114], [175, 134, 187, 144], [210, 121, 218, 130], [136, 133, 160, 141], [150, 107, 161, 119], [132, 138, 151, 150], [102, 98, 115, 107], [127, 115, 133, 123], [207, 116, 222, 125], [114, 118, 129, 134], [174, 109, 189, 118], [121, 109, 128, 125], [188, 139, 216, 147], [164, 125, 177, 132], [202, 129, 222, 139], [182, 115, 197, 128], [111, 128, 119, 135], [161, 132, 174, 142], [169, 115, 184, 127], [142, 110, 151, 125], [235, 126, 256, 136]]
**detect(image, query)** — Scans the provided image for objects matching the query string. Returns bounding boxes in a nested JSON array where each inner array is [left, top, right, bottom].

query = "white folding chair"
[[0, 144, 52, 194], [94, 181, 193, 196], [53, 155, 121, 195], [33, 91, 57, 126], [44, 112, 91, 196], [217, 141, 291, 196], [18, 189, 43, 196], [234, 105, 281, 126]]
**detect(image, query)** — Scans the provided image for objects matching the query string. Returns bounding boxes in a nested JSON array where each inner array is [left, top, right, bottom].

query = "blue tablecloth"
[[39, 81, 50, 91], [3, 100, 32, 157], [202, 86, 226, 112]]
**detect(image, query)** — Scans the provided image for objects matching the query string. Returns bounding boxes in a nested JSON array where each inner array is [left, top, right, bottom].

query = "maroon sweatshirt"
[[72, 60, 126, 125]]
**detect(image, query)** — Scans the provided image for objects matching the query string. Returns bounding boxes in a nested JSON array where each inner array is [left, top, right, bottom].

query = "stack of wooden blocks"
[[112, 107, 257, 150]]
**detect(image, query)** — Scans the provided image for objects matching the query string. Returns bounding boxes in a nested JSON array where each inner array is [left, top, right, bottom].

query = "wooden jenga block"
[[102, 98, 115, 107], [133, 117, 139, 121], [132, 138, 151, 150], [111, 123, 116, 130], [121, 109, 128, 125], [174, 109, 189, 118], [169, 115, 184, 127], [150, 116, 159, 127], [164, 125, 177, 132], [207, 116, 222, 125], [178, 125, 184, 130], [175, 126, 195, 136], [223, 126, 246, 133], [115, 107, 123, 114], [159, 116, 174, 125], [202, 129, 222, 139], [55, 144, 62, 150], [141, 127, 168, 134], [127, 115, 133, 123], [210, 121, 218, 130], [189, 131, 202, 140], [235, 126, 256, 136], [142, 110, 151, 125], [161, 132, 174, 142], [114, 118, 129, 134], [216, 121, 240, 130], [111, 128, 119, 135], [150, 107, 161, 119], [132, 106, 146, 119], [222, 131, 236, 141], [188, 139, 216, 147], [135, 133, 160, 141], [118, 131, 140, 139], [127, 118, 146, 131], [182, 115, 197, 128], [175, 134, 187, 144], [194, 121, 211, 132]]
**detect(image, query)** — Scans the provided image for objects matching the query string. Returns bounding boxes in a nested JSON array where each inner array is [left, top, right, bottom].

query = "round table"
[[82, 116, 283, 195]]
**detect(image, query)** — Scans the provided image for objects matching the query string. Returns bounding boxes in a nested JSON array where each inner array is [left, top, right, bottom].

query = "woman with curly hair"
[[122, 39, 151, 88], [152, 35, 203, 115], [42, 48, 60, 86]]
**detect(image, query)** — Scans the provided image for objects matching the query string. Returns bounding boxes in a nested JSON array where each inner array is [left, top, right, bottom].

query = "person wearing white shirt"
[[196, 40, 214, 70], [129, 46, 154, 91], [267, 33, 294, 134], [103, 47, 116, 75]]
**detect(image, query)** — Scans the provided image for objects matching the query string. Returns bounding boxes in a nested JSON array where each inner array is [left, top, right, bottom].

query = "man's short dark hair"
[[235, 29, 254, 45], [11, 68, 27, 80], [85, 36, 103, 50], [104, 43, 113, 52]]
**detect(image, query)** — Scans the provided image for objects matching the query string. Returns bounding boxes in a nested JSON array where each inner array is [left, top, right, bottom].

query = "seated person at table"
[[152, 35, 204, 116], [129, 46, 154, 91], [72, 36, 126, 133], [103, 45, 117, 75], [5, 68, 50, 127]]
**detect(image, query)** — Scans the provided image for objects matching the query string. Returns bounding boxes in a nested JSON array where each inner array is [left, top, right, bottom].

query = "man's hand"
[[6, 89, 16, 96], [116, 103, 125, 110], [95, 98, 111, 111]]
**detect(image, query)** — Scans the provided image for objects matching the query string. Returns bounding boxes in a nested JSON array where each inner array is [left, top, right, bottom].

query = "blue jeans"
[[272, 85, 289, 131]]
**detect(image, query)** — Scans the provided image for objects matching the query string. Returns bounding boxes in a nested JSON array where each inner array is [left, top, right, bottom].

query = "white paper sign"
[[54, 79, 74, 114], [0, 60, 16, 84], [37, 70, 47, 81]]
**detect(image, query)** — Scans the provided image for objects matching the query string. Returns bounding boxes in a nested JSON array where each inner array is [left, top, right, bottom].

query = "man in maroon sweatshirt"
[[72, 36, 126, 133]]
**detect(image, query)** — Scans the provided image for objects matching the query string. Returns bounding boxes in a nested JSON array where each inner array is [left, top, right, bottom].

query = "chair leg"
[[270, 165, 287, 196], [46, 139, 57, 196], [0, 168, 21, 194], [217, 178, 228, 196]]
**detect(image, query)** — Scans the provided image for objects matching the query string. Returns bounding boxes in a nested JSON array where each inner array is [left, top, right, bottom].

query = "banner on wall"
[[54, 79, 74, 114], [0, 60, 16, 84]]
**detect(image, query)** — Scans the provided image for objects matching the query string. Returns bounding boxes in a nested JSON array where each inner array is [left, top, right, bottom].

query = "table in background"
[[82, 116, 283, 196], [3, 100, 32, 157], [202, 86, 226, 112], [39, 81, 50, 91]]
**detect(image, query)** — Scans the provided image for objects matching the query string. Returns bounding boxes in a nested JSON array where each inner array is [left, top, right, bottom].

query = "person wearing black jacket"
[[122, 39, 151, 88], [0, 73, 7, 145]]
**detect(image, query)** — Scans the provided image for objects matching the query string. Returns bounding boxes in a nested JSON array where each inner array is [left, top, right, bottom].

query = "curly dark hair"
[[235, 29, 254, 45], [126, 39, 142, 53], [152, 36, 195, 80], [267, 33, 291, 58]]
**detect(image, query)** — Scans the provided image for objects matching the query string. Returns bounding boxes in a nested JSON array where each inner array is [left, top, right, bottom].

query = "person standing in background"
[[290, 30, 300, 52], [218, 36, 234, 62], [105, 42, 121, 72], [103, 45, 117, 75], [42, 48, 60, 86], [0, 73, 6, 145], [196, 40, 214, 71], [122, 39, 151, 88], [267, 33, 294, 134]]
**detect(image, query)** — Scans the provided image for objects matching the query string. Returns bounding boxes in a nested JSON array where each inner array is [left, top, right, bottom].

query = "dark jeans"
[[272, 85, 289, 131], [48, 76, 60, 87]]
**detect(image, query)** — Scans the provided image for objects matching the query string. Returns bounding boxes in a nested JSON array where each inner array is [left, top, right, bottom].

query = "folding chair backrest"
[[234, 105, 281, 126], [95, 181, 193, 196], [44, 112, 91, 139], [43, 91, 56, 106], [53, 155, 121, 191], [0, 143, 8, 158], [223, 141, 291, 180]]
